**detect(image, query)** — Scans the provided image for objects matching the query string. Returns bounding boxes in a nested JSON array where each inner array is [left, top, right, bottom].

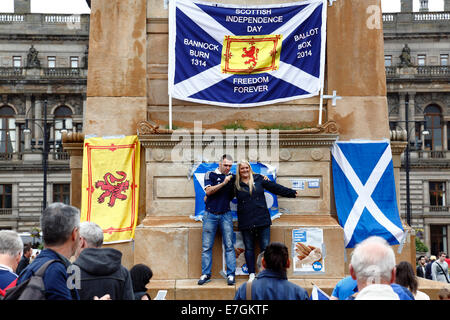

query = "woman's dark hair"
[[263, 242, 289, 272], [130, 264, 153, 292], [395, 261, 418, 295]]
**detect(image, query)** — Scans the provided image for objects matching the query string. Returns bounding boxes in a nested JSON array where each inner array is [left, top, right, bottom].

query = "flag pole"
[[169, 94, 173, 130], [318, 86, 324, 126]]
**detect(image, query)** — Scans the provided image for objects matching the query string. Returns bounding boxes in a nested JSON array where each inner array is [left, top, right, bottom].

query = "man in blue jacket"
[[198, 154, 236, 286], [17, 203, 83, 300], [234, 242, 309, 300]]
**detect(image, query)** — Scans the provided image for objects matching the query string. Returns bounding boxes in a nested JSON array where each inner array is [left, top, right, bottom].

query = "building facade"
[[384, 0, 450, 256], [0, 0, 88, 231]]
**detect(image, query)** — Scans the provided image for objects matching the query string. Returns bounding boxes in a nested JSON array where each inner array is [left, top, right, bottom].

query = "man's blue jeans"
[[241, 226, 270, 274], [201, 211, 236, 277]]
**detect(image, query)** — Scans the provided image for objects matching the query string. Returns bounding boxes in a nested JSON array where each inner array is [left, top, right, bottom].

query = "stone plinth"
[[134, 130, 345, 287]]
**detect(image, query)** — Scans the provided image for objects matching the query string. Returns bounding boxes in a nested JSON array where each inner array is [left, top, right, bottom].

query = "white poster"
[[221, 231, 249, 277], [292, 228, 325, 274]]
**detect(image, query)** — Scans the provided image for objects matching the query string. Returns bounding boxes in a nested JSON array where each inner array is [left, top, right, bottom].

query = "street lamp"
[[23, 99, 49, 211]]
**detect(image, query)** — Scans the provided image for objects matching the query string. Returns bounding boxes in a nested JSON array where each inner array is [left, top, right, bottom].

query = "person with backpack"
[[0, 230, 23, 297], [432, 252, 449, 283], [14, 203, 81, 300]]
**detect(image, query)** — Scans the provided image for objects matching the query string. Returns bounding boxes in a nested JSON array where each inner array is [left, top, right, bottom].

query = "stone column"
[[398, 93, 406, 129], [13, 126, 19, 160], [84, 0, 147, 136], [408, 92, 416, 144], [442, 122, 448, 151], [34, 98, 42, 142], [327, 0, 390, 140], [62, 132, 84, 209]]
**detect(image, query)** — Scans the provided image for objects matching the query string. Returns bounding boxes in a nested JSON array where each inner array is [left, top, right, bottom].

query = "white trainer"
[[249, 273, 255, 281]]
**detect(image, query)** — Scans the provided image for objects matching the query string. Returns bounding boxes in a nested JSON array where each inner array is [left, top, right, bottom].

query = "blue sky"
[[0, 0, 445, 13]]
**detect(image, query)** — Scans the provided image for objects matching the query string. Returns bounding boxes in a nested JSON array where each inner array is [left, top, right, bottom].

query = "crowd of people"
[[0, 203, 153, 300], [0, 154, 449, 300]]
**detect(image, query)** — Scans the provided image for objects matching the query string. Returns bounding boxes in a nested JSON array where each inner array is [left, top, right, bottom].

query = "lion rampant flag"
[[81, 135, 140, 243]]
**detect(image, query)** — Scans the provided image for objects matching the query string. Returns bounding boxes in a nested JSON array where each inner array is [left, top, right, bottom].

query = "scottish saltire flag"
[[168, 0, 327, 107], [192, 162, 279, 220], [81, 136, 140, 244], [310, 284, 330, 300], [331, 141, 405, 248]]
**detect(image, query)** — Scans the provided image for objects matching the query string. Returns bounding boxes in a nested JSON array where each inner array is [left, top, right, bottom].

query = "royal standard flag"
[[81, 136, 140, 244], [169, 0, 327, 107], [331, 141, 405, 248]]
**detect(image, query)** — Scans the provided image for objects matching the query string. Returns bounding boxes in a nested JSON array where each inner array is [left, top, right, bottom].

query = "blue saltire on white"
[[168, 0, 327, 107], [310, 284, 330, 300], [191, 162, 279, 221], [331, 141, 405, 248]]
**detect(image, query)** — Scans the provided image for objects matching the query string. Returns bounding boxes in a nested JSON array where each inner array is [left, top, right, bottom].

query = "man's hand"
[[224, 174, 232, 184], [94, 294, 111, 300]]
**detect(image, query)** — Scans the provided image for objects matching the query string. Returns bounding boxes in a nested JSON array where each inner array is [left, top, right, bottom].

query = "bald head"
[[350, 236, 396, 289]]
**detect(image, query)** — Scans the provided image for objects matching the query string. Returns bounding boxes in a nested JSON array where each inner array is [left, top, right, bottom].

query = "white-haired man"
[[73, 221, 134, 300], [349, 236, 413, 300], [0, 230, 23, 296]]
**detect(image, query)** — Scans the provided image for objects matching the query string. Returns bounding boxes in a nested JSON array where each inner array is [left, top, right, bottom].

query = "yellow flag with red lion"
[[81, 135, 140, 243]]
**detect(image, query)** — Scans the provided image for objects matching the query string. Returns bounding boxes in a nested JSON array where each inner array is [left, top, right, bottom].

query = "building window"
[[385, 55, 392, 67], [424, 105, 442, 151], [13, 56, 22, 67], [0, 184, 12, 209], [430, 225, 448, 256], [0, 106, 16, 154], [440, 54, 448, 66], [417, 54, 426, 66], [47, 56, 56, 68], [53, 184, 70, 204], [429, 181, 446, 207], [70, 57, 79, 68]]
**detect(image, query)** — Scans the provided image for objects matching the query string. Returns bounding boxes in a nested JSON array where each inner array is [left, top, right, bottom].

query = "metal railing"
[[417, 150, 448, 159], [429, 206, 449, 212], [42, 67, 82, 78], [0, 14, 24, 23], [50, 152, 70, 160], [0, 67, 25, 77], [382, 11, 450, 23], [0, 208, 13, 215], [386, 66, 450, 78]]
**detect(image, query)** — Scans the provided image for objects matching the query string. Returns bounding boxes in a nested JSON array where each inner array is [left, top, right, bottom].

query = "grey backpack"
[[3, 259, 59, 300]]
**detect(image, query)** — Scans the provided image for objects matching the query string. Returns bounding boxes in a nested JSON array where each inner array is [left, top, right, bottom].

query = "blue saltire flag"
[[331, 141, 405, 248], [310, 284, 330, 300], [192, 162, 279, 221], [169, 0, 327, 107]]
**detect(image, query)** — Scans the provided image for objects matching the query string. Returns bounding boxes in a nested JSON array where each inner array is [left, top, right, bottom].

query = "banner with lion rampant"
[[81, 135, 140, 243]]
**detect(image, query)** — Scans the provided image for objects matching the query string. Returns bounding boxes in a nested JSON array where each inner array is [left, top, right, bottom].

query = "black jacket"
[[74, 248, 134, 300], [16, 255, 30, 275], [416, 264, 426, 278], [235, 174, 296, 230]]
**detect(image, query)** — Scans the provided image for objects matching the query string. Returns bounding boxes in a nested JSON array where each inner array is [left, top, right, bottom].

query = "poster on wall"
[[292, 228, 325, 274], [222, 231, 249, 276]]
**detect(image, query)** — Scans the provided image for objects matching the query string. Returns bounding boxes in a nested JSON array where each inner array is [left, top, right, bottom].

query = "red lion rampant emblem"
[[95, 171, 129, 207], [242, 45, 259, 67]]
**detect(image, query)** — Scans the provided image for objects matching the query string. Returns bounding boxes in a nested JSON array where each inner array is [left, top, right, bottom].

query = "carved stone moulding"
[[137, 120, 339, 149]]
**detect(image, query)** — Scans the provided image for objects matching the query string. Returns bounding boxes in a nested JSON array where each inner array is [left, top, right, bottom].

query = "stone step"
[[145, 277, 450, 300], [146, 277, 342, 300]]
